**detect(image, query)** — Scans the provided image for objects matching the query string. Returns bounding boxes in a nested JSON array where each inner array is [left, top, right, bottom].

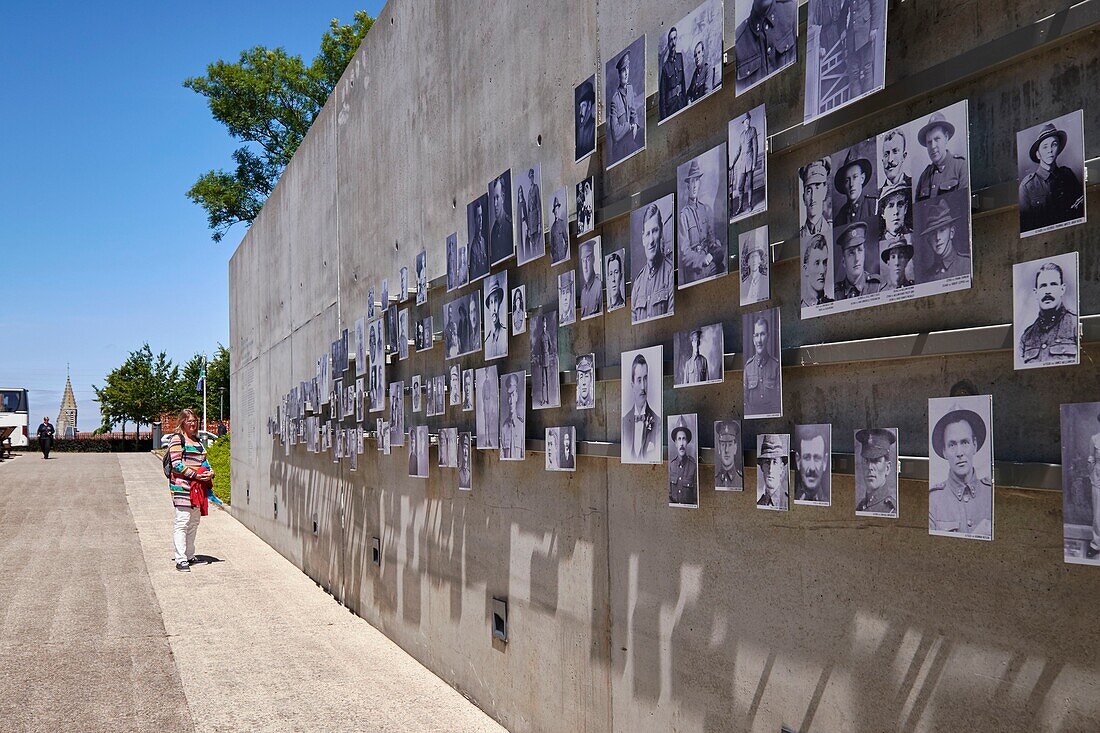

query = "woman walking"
[[167, 408, 213, 572]]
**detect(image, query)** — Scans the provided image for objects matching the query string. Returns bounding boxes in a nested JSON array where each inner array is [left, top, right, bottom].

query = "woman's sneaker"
[[175, 560, 191, 572]]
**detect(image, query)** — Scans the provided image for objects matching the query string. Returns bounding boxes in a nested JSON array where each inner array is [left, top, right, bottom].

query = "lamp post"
[[219, 387, 225, 422]]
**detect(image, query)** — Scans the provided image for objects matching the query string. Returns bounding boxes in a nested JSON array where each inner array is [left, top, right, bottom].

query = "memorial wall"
[[229, 0, 1100, 730]]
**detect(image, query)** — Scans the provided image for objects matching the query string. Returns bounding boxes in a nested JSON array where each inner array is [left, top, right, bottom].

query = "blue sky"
[[0, 1, 384, 430]]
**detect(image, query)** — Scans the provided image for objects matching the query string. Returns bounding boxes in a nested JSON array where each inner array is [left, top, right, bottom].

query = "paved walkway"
[[0, 453, 506, 733]]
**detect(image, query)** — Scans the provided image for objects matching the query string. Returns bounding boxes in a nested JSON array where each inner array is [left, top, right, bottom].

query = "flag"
[[196, 356, 207, 393]]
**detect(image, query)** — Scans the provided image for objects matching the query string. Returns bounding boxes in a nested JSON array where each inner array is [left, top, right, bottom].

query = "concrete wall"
[[229, 1, 1100, 730]]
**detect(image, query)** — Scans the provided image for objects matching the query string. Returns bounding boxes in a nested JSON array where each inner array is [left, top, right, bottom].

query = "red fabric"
[[189, 480, 210, 516]]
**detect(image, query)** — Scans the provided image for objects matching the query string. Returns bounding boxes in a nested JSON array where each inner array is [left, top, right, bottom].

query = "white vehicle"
[[0, 388, 30, 448]]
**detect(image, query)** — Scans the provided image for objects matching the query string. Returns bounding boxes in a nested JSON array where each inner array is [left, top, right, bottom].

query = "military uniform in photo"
[[607, 42, 645, 166], [578, 238, 603, 318], [1019, 121, 1085, 235], [755, 435, 789, 510], [917, 195, 970, 282], [915, 112, 969, 202], [631, 253, 674, 319], [714, 420, 744, 490], [734, 0, 797, 94], [929, 405, 993, 539], [729, 113, 760, 217], [679, 159, 725, 284], [668, 417, 698, 507], [658, 29, 687, 120], [1020, 303, 1077, 367], [834, 222, 879, 299], [855, 428, 897, 517]]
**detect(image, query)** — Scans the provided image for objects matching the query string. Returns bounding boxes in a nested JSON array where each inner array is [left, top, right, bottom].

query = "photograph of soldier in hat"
[[605, 36, 646, 169], [576, 176, 595, 238], [678, 144, 728, 288], [914, 101, 970, 202], [397, 308, 409, 360], [605, 248, 627, 312], [756, 434, 790, 511], [462, 369, 474, 412], [794, 424, 831, 506], [673, 323, 724, 388], [734, 0, 796, 95], [488, 170, 515, 266], [467, 193, 491, 283], [458, 432, 473, 490], [446, 232, 467, 293], [728, 104, 767, 222], [388, 381, 405, 448], [415, 249, 427, 305], [499, 371, 526, 461], [834, 222, 880, 299], [913, 189, 971, 284], [574, 75, 597, 163], [475, 365, 499, 450], [798, 157, 835, 313], [416, 316, 434, 352], [1060, 402, 1100, 565], [575, 353, 596, 410], [620, 345, 663, 464], [549, 188, 572, 265], [804, 0, 887, 123], [449, 364, 462, 407], [578, 237, 604, 319], [515, 164, 545, 266], [658, 0, 723, 123], [411, 374, 422, 414], [854, 427, 898, 518], [1017, 110, 1086, 238], [530, 310, 561, 409], [742, 307, 782, 419], [928, 396, 993, 540], [1012, 252, 1079, 371], [511, 285, 527, 335], [558, 270, 577, 326], [878, 234, 914, 292], [368, 321, 385, 412], [630, 194, 676, 324], [409, 425, 429, 479], [714, 419, 744, 491], [832, 140, 880, 267], [483, 272, 508, 361], [669, 414, 700, 509], [739, 225, 771, 306]]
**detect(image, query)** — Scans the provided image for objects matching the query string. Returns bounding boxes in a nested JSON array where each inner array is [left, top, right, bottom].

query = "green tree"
[[177, 345, 231, 421], [94, 344, 180, 438], [185, 11, 375, 242]]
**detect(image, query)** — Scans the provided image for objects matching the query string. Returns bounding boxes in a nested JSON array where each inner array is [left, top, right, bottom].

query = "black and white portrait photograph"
[[756, 433, 790, 511], [575, 353, 596, 410], [415, 249, 427, 305], [630, 194, 676, 325], [446, 231, 467, 292], [499, 371, 526, 461], [355, 377, 365, 423], [742, 307, 782, 419], [368, 320, 385, 412], [1060, 402, 1100, 566], [668, 414, 700, 509], [549, 187, 572, 265], [489, 170, 515, 266], [380, 278, 390, 312], [458, 432, 473, 490], [658, 0, 723, 124], [728, 104, 767, 222], [428, 375, 446, 417], [381, 421, 392, 455], [462, 368, 474, 412], [558, 270, 577, 326], [677, 144, 728, 288], [388, 381, 405, 448], [739, 225, 770, 306], [367, 286, 376, 320], [397, 308, 409, 361], [604, 248, 626, 313], [467, 193, 490, 283], [515, 163, 545, 266], [794, 424, 831, 506], [854, 427, 898, 518], [545, 426, 577, 472], [443, 293, 481, 360], [576, 176, 595, 238], [913, 101, 971, 204], [439, 427, 458, 468], [1013, 252, 1080, 371], [411, 374, 422, 413], [578, 237, 604, 320], [912, 188, 971, 287], [354, 317, 366, 378], [530, 310, 561, 409], [804, 0, 887, 123], [734, 0, 796, 96], [415, 316, 433, 353], [475, 365, 499, 450], [673, 323, 723, 388], [714, 419, 744, 491], [928, 396, 994, 540], [798, 157, 835, 311], [449, 364, 462, 407], [831, 138, 881, 294], [386, 304, 396, 353], [511, 285, 527, 335], [408, 425, 429, 479], [605, 35, 646, 169], [1017, 110, 1086, 238], [575, 75, 597, 163], [620, 344, 663, 465], [483, 272, 508, 361], [399, 266, 409, 303]]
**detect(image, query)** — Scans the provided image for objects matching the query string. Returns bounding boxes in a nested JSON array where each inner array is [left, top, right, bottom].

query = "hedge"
[[18, 438, 154, 453]]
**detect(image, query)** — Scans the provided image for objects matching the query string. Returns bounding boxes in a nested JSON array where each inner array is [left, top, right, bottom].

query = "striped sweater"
[[167, 435, 211, 508]]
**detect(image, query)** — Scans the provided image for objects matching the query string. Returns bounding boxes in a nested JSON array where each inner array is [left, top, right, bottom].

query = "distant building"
[[56, 373, 78, 439]]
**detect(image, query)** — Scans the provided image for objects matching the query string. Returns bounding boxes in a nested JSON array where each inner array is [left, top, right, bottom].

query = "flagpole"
[[202, 354, 208, 434]]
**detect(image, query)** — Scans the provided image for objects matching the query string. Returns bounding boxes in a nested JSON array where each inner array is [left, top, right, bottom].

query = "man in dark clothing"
[[37, 416, 55, 459], [658, 27, 687, 119], [1019, 122, 1085, 234]]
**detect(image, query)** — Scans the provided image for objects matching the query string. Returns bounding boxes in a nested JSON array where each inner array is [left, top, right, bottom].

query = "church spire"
[[57, 373, 78, 439]]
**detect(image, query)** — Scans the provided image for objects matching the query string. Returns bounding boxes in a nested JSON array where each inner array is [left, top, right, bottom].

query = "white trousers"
[[173, 506, 201, 563]]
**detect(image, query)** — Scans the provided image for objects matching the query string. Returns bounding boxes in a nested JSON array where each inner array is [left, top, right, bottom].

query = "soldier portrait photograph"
[[368, 320, 385, 412], [443, 293, 481, 360], [677, 144, 728, 288], [914, 102, 970, 202], [488, 170, 514, 266], [474, 365, 499, 450], [354, 317, 366, 378], [446, 232, 468, 292], [558, 270, 577, 326], [388, 381, 405, 448], [854, 427, 898, 518], [515, 163, 545, 266], [659, 0, 723, 123], [800, 233, 833, 309], [804, 0, 887, 123], [411, 374, 422, 414], [794, 424, 832, 506], [833, 222, 879, 300], [1017, 110, 1086, 238], [1060, 402, 1100, 565], [714, 419, 744, 491], [511, 285, 527, 335], [756, 434, 790, 511], [1012, 252, 1079, 371], [604, 36, 646, 169], [668, 415, 700, 509], [574, 75, 597, 163], [545, 427, 560, 471], [629, 194, 676, 324], [483, 273, 508, 361], [458, 432, 473, 491], [416, 316, 433, 353], [462, 369, 474, 412], [399, 266, 409, 303], [832, 142, 881, 270], [877, 126, 912, 191], [397, 308, 409, 361], [878, 233, 914, 292], [673, 323, 724, 388], [620, 345, 664, 465], [576, 176, 595, 238], [549, 188, 572, 265], [913, 189, 971, 285], [530, 310, 561, 409], [734, 0, 796, 95], [575, 353, 596, 410], [499, 371, 526, 461], [739, 225, 771, 306], [380, 278, 389, 315], [742, 307, 782, 419], [415, 249, 427, 305], [409, 425, 429, 479], [439, 427, 458, 468], [798, 157, 835, 313], [928, 396, 994, 540], [604, 248, 627, 312], [578, 237, 604, 319], [429, 376, 446, 417], [367, 285, 376, 320], [466, 194, 490, 283], [728, 104, 767, 222], [449, 365, 462, 407]]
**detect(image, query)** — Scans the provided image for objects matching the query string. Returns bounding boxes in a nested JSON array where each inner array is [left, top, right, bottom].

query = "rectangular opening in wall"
[[371, 536, 381, 565], [492, 597, 508, 642], [312, 513, 319, 536]]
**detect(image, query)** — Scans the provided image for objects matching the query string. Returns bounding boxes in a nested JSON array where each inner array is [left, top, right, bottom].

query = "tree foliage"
[[185, 11, 375, 242]]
